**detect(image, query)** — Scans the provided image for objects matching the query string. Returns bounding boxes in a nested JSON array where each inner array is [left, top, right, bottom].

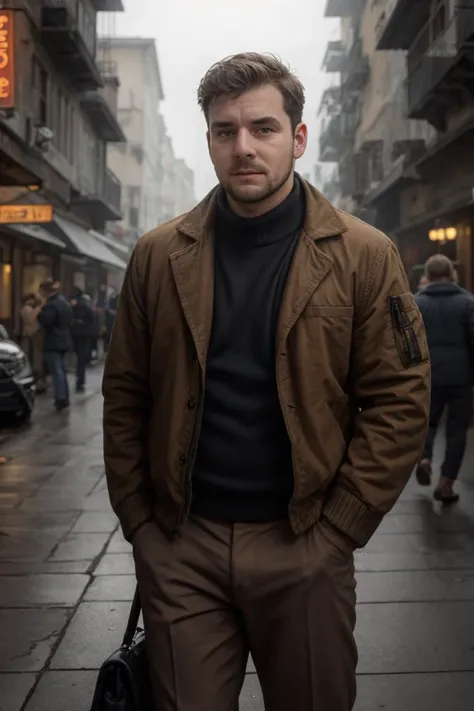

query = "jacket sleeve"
[[323, 239, 431, 547], [102, 243, 154, 541], [37, 303, 57, 328]]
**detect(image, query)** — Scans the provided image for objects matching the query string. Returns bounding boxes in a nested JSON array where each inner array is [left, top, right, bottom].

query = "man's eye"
[[217, 130, 233, 138], [256, 127, 274, 135]]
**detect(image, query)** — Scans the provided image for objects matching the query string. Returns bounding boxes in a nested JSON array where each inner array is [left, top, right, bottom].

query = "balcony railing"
[[406, 7, 474, 125], [103, 168, 121, 214], [342, 38, 370, 92], [376, 0, 431, 51], [321, 41, 345, 73]]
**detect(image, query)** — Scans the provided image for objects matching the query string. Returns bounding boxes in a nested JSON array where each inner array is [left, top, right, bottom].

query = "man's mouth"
[[233, 170, 262, 176]]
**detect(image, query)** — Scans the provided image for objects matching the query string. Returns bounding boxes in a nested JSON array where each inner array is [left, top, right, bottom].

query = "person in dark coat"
[[70, 286, 94, 393], [415, 254, 474, 502], [37, 278, 73, 410]]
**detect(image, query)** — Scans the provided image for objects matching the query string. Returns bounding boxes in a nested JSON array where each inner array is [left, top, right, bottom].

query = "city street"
[[1, 370, 474, 711]]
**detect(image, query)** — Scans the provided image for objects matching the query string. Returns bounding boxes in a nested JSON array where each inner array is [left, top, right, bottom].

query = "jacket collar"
[[177, 176, 348, 243]]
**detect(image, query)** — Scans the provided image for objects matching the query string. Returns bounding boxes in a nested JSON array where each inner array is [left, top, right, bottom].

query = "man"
[[37, 278, 72, 410], [415, 254, 474, 503], [70, 286, 94, 393], [103, 53, 430, 711]]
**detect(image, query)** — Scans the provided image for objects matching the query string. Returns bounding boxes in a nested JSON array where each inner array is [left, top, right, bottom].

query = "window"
[[32, 58, 49, 126]]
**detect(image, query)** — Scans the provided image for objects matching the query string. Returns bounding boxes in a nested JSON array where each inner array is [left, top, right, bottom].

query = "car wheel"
[[16, 408, 32, 423]]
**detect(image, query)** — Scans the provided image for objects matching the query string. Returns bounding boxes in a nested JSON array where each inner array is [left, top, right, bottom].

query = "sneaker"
[[416, 459, 432, 486]]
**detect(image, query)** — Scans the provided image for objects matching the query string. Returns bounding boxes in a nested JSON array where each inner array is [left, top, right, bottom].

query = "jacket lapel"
[[276, 180, 348, 347], [277, 234, 333, 348], [170, 191, 217, 372]]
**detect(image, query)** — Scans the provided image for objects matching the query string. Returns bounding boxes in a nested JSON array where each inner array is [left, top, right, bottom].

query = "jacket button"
[[179, 454, 186, 465], [188, 398, 196, 409]]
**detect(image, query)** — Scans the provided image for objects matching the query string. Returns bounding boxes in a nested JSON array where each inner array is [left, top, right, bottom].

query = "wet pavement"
[[1, 368, 474, 710]]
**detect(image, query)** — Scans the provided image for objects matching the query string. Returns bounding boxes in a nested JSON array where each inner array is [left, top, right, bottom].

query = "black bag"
[[90, 585, 154, 711]]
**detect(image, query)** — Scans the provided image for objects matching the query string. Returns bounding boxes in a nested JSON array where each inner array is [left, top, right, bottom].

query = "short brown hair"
[[425, 254, 454, 281], [197, 52, 305, 131]]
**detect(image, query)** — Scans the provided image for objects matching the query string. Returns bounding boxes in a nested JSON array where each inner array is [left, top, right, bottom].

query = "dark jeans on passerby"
[[73, 336, 89, 389], [44, 350, 69, 404], [423, 386, 473, 479]]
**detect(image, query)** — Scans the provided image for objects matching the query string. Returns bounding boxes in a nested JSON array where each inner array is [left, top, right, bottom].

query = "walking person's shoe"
[[415, 458, 432, 486], [55, 399, 70, 411], [433, 476, 460, 504]]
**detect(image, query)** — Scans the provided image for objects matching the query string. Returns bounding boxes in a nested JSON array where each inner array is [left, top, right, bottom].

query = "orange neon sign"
[[0, 10, 15, 110]]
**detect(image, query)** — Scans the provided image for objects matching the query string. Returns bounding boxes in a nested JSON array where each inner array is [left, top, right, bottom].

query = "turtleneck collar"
[[215, 174, 305, 246]]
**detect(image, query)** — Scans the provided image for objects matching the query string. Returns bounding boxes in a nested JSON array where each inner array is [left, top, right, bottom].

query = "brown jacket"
[[103, 180, 430, 546]]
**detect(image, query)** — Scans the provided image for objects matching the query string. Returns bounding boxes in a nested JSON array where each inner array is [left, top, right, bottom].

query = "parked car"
[[0, 326, 36, 421]]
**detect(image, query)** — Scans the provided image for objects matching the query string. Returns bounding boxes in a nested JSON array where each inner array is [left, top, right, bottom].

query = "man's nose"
[[233, 128, 257, 159]]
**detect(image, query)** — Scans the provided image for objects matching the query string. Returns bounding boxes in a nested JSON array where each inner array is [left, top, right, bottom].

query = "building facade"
[[321, 0, 474, 291], [0, 0, 127, 337], [99, 37, 196, 250]]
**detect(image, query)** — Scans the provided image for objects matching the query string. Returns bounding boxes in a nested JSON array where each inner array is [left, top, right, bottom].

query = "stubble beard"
[[224, 155, 295, 205]]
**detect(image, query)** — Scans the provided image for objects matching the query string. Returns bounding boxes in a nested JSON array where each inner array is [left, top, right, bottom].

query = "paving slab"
[[0, 575, 90, 608], [356, 601, 474, 674], [354, 671, 474, 711], [70, 512, 118, 534], [0, 609, 69, 672], [355, 551, 431, 572], [23, 670, 97, 711], [240, 674, 264, 710], [50, 602, 132, 670], [84, 575, 136, 602], [0, 673, 36, 711], [106, 529, 131, 554], [0, 561, 92, 575], [93, 553, 134, 575], [0, 533, 61, 563], [48, 533, 110, 563]]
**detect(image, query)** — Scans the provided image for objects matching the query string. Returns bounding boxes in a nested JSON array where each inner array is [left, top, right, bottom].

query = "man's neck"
[[226, 173, 295, 218]]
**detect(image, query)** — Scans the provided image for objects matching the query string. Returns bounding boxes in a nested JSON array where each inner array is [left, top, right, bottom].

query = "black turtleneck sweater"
[[191, 177, 305, 522]]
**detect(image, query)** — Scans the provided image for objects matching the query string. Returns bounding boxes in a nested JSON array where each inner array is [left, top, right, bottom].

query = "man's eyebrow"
[[210, 116, 282, 130], [251, 116, 281, 127], [210, 120, 235, 130]]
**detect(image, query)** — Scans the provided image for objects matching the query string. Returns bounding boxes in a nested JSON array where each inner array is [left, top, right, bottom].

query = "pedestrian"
[[415, 274, 429, 294], [415, 254, 474, 503], [70, 286, 94, 393], [103, 287, 118, 352], [103, 52, 431, 711], [37, 278, 72, 411], [19, 293, 43, 380]]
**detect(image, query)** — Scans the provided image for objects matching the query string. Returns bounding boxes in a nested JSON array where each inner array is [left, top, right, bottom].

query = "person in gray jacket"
[[415, 255, 474, 502]]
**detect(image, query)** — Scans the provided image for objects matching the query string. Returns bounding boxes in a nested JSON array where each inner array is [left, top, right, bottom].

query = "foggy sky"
[[110, 0, 338, 200]]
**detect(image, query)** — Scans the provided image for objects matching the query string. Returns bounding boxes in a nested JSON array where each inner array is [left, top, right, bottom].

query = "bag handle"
[[122, 584, 141, 648]]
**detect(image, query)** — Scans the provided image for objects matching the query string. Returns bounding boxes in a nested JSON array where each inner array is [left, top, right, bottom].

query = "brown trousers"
[[133, 516, 357, 711]]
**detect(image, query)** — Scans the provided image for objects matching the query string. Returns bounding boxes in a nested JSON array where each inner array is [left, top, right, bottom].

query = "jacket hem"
[[322, 484, 384, 547], [115, 491, 153, 543]]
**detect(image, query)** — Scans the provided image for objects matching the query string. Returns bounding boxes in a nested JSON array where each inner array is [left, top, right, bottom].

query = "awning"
[[89, 229, 130, 256], [5, 223, 67, 249], [52, 216, 127, 270]]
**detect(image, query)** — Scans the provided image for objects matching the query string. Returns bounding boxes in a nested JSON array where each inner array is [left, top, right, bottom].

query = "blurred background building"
[[319, 0, 474, 291], [0, 1, 195, 337]]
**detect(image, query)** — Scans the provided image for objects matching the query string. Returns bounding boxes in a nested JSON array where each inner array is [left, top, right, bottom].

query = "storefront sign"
[[0, 11, 15, 110], [0, 204, 53, 224]]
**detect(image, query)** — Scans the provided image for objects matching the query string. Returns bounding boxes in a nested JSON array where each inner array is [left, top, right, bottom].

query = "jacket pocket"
[[389, 293, 426, 368]]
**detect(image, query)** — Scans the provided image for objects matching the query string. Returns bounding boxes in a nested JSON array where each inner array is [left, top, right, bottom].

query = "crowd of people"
[[19, 278, 119, 410]]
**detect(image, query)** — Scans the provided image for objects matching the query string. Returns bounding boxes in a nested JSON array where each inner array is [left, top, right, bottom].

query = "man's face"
[[207, 84, 307, 210]]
